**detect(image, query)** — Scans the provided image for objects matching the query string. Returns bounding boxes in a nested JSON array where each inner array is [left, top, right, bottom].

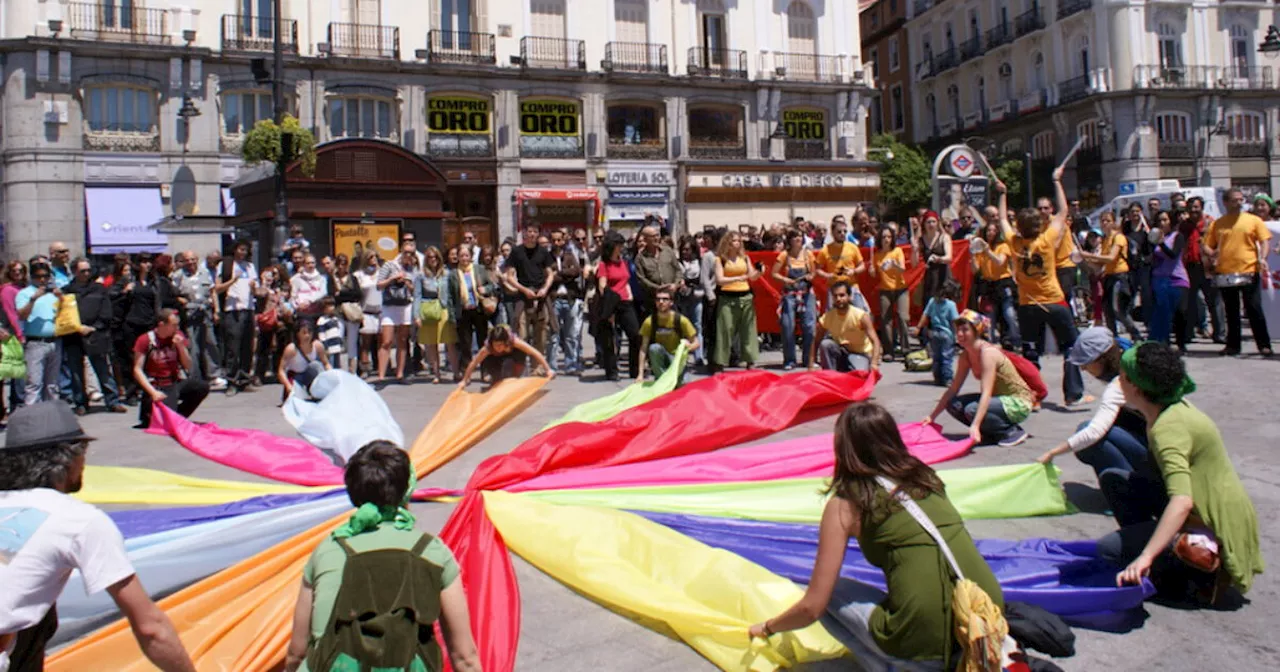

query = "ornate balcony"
[[1158, 142, 1194, 160], [688, 48, 749, 79], [427, 30, 496, 65], [68, 2, 168, 43], [931, 48, 959, 75], [1228, 141, 1268, 159], [427, 134, 496, 158], [84, 130, 161, 153], [689, 140, 747, 160], [775, 52, 842, 83], [959, 36, 982, 63], [221, 15, 298, 52], [519, 137, 584, 158], [607, 141, 668, 160], [603, 42, 668, 74], [1014, 8, 1045, 38], [985, 23, 1013, 50], [1058, 74, 1091, 104], [327, 22, 399, 59], [520, 36, 586, 70], [784, 139, 830, 160], [1057, 0, 1092, 20], [1216, 65, 1274, 90], [1133, 64, 1212, 89]]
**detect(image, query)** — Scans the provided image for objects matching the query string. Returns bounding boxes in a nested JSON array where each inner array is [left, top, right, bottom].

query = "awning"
[[221, 187, 237, 216], [515, 188, 599, 202], [85, 187, 167, 254]]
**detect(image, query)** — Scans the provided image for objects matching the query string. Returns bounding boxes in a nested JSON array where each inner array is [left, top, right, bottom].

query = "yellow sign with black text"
[[519, 99, 581, 137], [332, 222, 402, 263], [782, 108, 827, 140], [427, 96, 491, 134]]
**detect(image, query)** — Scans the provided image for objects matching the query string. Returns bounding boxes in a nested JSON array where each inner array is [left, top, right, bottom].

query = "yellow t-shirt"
[[820, 306, 874, 355], [976, 242, 1012, 282], [872, 248, 907, 291], [640, 311, 697, 354], [1206, 212, 1271, 276], [720, 255, 750, 293], [1009, 229, 1064, 305], [1102, 232, 1130, 276], [818, 242, 864, 285], [1055, 223, 1077, 269]]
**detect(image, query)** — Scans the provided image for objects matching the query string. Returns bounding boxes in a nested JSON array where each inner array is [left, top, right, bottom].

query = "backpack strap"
[[335, 537, 358, 558], [874, 476, 965, 581], [410, 533, 433, 556]]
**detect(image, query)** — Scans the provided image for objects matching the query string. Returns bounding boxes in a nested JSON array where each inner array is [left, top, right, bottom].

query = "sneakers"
[[997, 429, 1029, 447], [209, 377, 229, 391], [89, 391, 104, 403]]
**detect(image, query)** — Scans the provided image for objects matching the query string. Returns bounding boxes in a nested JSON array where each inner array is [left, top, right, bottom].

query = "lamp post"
[[1260, 25, 1280, 60], [272, 0, 290, 252]]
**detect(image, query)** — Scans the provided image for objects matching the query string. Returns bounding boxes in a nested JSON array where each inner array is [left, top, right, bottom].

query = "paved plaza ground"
[[68, 341, 1279, 670]]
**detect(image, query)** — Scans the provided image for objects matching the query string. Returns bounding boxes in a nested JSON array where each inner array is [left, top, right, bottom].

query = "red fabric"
[[134, 330, 186, 387], [1004, 350, 1049, 403], [439, 369, 879, 672], [749, 240, 974, 334]]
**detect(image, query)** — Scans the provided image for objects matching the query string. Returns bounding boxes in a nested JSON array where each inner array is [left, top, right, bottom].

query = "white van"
[[1085, 180, 1224, 230]]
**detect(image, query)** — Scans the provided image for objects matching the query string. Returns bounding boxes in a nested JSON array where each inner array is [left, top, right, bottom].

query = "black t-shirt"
[[504, 244, 553, 290]]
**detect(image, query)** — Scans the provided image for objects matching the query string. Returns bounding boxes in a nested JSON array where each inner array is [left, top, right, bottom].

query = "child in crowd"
[[917, 279, 961, 386], [315, 297, 345, 368]]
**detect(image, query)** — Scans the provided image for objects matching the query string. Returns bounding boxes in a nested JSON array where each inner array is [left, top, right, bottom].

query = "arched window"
[[1031, 131, 1055, 160], [687, 104, 745, 159], [328, 94, 397, 140], [84, 84, 156, 134], [1225, 111, 1265, 142], [786, 1, 817, 55], [607, 101, 666, 159], [1032, 52, 1046, 90], [1077, 119, 1100, 148], [998, 62, 1013, 100], [1154, 112, 1191, 143]]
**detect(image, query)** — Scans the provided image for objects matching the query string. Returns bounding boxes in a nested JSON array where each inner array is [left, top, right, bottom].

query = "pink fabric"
[[0, 284, 23, 340], [147, 403, 346, 486], [509, 422, 971, 493]]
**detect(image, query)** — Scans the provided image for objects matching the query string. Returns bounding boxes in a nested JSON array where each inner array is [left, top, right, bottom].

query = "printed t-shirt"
[[818, 242, 864, 285], [1205, 212, 1271, 276], [820, 306, 874, 355], [133, 330, 186, 387], [0, 489, 135, 635], [1009, 229, 1064, 305], [873, 248, 906, 291], [1102, 232, 1130, 275], [221, 260, 256, 311], [976, 242, 1012, 281], [640, 312, 697, 354]]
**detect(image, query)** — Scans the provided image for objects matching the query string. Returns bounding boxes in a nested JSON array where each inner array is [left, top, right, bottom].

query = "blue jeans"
[[779, 291, 816, 367], [548, 297, 583, 372], [928, 331, 955, 386], [984, 280, 1022, 348], [64, 337, 121, 409], [1073, 412, 1152, 481], [677, 295, 705, 364], [24, 338, 62, 406], [946, 392, 1022, 444]]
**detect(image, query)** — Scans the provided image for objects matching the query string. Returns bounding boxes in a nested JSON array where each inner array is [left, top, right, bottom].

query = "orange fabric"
[[47, 377, 547, 672]]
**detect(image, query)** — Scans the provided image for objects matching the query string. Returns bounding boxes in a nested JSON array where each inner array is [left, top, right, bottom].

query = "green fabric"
[[1148, 401, 1264, 593], [0, 335, 25, 380], [333, 472, 418, 539], [861, 490, 1004, 661], [1121, 343, 1196, 405], [713, 293, 758, 367], [525, 463, 1072, 522], [543, 343, 689, 431], [998, 395, 1033, 424], [419, 299, 444, 323]]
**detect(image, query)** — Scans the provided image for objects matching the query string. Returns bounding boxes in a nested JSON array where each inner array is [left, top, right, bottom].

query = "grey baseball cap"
[[1068, 327, 1116, 367]]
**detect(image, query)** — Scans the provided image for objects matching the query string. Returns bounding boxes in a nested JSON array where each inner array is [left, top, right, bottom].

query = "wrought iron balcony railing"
[[775, 52, 842, 83], [785, 139, 830, 160], [1014, 8, 1045, 37], [1227, 141, 1268, 159], [221, 14, 298, 52], [1058, 74, 1091, 104], [688, 47, 749, 78], [1133, 64, 1213, 89], [985, 23, 1013, 49], [1158, 142, 1194, 160], [606, 141, 669, 160], [689, 140, 747, 160], [520, 36, 586, 70], [959, 36, 982, 63], [69, 2, 168, 43], [427, 134, 496, 158], [603, 42, 668, 74], [327, 22, 399, 59], [1057, 0, 1092, 20], [427, 30, 496, 65]]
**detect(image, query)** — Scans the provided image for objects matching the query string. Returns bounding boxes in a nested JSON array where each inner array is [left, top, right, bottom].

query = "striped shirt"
[[316, 315, 344, 355]]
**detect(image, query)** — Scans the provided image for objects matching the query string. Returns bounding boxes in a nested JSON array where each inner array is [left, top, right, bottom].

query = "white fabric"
[[357, 268, 381, 312], [282, 370, 404, 462], [1066, 378, 1126, 453], [360, 313, 380, 335], [289, 270, 329, 312], [222, 260, 256, 311], [0, 489, 134, 634], [380, 304, 412, 326]]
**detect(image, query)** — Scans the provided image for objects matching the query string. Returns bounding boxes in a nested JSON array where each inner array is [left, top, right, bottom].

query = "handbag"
[[256, 307, 279, 331], [419, 298, 444, 323], [384, 281, 412, 306], [0, 335, 26, 381], [54, 293, 82, 337], [1172, 528, 1221, 574], [340, 302, 363, 323], [480, 295, 498, 316]]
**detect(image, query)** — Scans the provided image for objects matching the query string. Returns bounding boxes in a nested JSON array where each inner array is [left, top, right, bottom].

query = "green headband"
[[333, 469, 418, 539], [1120, 343, 1196, 406]]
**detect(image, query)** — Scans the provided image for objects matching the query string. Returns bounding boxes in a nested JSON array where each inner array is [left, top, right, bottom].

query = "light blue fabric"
[[923, 297, 959, 340], [282, 369, 404, 462], [15, 286, 59, 338]]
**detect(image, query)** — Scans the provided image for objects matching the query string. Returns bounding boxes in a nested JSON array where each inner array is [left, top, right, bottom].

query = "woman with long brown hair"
[[748, 402, 1004, 670], [712, 231, 761, 371]]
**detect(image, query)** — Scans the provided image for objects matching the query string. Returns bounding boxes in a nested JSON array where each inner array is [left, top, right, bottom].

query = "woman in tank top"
[[278, 320, 331, 400], [713, 232, 761, 371], [771, 229, 816, 370]]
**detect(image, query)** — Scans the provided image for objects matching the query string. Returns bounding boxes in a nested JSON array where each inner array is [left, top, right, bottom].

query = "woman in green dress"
[[1106, 341, 1263, 603], [748, 402, 1006, 670]]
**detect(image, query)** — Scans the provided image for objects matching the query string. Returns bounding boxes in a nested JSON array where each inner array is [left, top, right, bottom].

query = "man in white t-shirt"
[[0, 403, 194, 672], [213, 239, 258, 393]]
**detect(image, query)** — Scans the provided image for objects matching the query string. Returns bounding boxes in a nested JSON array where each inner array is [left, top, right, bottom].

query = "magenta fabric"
[[147, 403, 346, 486], [510, 422, 971, 493]]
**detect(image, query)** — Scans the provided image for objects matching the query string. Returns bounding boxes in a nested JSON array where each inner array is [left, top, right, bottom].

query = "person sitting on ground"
[[747, 402, 1011, 671], [455, 324, 553, 390], [0, 402, 196, 672], [916, 279, 961, 387], [132, 308, 210, 429], [923, 310, 1035, 447], [284, 441, 480, 672], [279, 320, 332, 400], [810, 281, 881, 373], [1104, 342, 1262, 605], [635, 288, 699, 385]]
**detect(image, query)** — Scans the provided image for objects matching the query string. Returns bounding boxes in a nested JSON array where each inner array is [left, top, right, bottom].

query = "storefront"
[[425, 93, 499, 251], [602, 164, 675, 234], [683, 164, 880, 230], [515, 189, 601, 234], [84, 186, 168, 256]]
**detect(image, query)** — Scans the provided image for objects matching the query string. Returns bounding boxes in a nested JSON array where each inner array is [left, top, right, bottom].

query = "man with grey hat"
[[0, 402, 194, 672]]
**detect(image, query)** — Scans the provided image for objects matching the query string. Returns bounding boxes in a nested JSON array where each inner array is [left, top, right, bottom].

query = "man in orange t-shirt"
[[1202, 187, 1272, 356]]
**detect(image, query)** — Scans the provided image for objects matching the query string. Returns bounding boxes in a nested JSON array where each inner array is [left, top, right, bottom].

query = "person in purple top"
[[1149, 209, 1191, 349]]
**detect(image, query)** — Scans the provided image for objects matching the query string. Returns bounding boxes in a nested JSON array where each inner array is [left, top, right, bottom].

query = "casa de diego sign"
[[721, 172, 847, 188]]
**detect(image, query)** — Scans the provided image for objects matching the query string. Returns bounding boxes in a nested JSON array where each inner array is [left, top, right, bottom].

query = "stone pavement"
[[68, 342, 1280, 670]]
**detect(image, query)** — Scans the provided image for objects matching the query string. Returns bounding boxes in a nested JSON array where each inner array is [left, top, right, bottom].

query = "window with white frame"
[[786, 1, 817, 55], [1157, 22, 1184, 70], [1155, 112, 1190, 144], [328, 95, 397, 139], [1031, 52, 1045, 90], [84, 85, 156, 133], [1074, 35, 1090, 77], [614, 0, 649, 44], [1229, 25, 1251, 74], [998, 62, 1013, 100], [1031, 130, 1055, 159], [1077, 119, 1100, 148], [946, 84, 960, 122], [221, 91, 275, 135], [1225, 111, 1264, 142], [925, 93, 937, 131], [974, 76, 986, 113], [889, 36, 900, 72], [890, 85, 904, 130]]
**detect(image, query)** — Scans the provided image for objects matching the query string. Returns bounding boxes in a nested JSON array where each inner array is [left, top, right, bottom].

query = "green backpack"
[[307, 534, 445, 672], [904, 348, 933, 372]]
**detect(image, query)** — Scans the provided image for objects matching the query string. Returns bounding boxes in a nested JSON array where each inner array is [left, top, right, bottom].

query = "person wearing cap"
[[1251, 192, 1275, 222], [1037, 328, 1152, 490], [1104, 342, 1262, 605], [0, 403, 195, 672], [923, 310, 1035, 447]]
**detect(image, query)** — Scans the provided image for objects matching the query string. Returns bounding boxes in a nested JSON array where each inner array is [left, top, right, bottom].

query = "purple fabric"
[[110, 490, 344, 539], [638, 511, 1155, 632], [1152, 232, 1190, 287]]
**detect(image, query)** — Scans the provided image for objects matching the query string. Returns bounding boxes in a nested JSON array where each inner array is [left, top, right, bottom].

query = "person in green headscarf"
[[284, 441, 482, 672], [1102, 342, 1262, 605]]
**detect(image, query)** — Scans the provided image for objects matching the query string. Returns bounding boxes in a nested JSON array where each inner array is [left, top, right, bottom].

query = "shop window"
[[518, 98, 583, 158], [328, 95, 397, 140], [782, 107, 829, 159], [607, 103, 666, 160], [1031, 130, 1055, 159], [687, 105, 744, 159], [426, 94, 494, 157], [85, 85, 156, 133]]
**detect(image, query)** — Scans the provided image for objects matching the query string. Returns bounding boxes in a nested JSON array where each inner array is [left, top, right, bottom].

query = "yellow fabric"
[[1054, 224, 1077, 269], [53, 294, 82, 337], [1102, 232, 1129, 276], [818, 242, 864, 286], [975, 243, 1012, 282], [820, 306, 873, 355], [1206, 212, 1271, 275], [873, 248, 907, 290], [76, 466, 326, 505], [1009, 229, 1063, 305], [482, 491, 847, 671], [48, 377, 547, 672], [953, 579, 1009, 672], [720, 255, 751, 293]]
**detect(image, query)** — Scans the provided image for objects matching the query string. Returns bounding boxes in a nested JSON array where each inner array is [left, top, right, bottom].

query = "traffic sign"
[[948, 148, 977, 178], [1118, 182, 1136, 195]]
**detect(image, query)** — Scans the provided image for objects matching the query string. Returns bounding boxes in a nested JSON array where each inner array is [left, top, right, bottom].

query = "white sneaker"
[[209, 377, 229, 391], [89, 391, 104, 403]]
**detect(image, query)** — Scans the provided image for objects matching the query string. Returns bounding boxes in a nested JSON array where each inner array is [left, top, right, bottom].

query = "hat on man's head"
[[1068, 326, 1116, 367], [2, 402, 95, 452]]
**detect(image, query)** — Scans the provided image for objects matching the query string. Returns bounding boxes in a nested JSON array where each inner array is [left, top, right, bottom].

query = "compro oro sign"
[[782, 108, 827, 140], [519, 99, 581, 136], [427, 96, 491, 134]]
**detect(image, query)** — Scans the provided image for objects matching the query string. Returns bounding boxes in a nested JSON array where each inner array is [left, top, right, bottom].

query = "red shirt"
[[597, 259, 633, 302], [1182, 215, 1210, 265], [134, 330, 187, 387]]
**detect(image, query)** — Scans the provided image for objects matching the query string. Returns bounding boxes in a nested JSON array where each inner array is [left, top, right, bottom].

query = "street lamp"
[[1260, 26, 1280, 60], [271, 0, 289, 250], [769, 122, 789, 161]]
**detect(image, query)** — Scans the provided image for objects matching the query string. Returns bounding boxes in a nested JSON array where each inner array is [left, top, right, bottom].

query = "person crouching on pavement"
[[636, 288, 699, 385], [132, 308, 209, 429], [810, 281, 881, 373], [455, 324, 554, 390]]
